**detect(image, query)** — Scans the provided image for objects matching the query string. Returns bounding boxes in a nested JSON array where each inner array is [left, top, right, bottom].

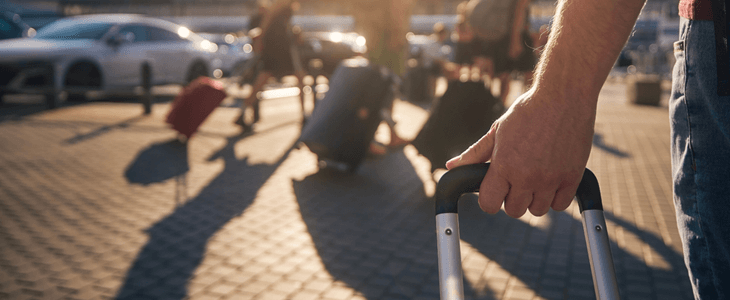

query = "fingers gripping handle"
[[434, 163, 491, 215], [434, 164, 620, 300], [434, 163, 603, 215]]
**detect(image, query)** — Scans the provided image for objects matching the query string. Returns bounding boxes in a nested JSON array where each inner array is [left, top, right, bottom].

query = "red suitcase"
[[166, 77, 227, 139]]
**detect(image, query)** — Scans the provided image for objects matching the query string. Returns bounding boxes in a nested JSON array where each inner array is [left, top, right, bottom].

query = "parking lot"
[[0, 77, 695, 300]]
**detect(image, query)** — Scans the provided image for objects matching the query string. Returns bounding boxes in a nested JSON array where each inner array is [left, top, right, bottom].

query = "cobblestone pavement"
[[0, 80, 693, 300]]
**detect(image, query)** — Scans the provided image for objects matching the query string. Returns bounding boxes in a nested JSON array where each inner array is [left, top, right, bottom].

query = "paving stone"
[[289, 290, 322, 300], [321, 286, 354, 300], [302, 279, 332, 293]]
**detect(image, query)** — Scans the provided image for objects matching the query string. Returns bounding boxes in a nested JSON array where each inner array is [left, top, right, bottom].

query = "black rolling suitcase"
[[412, 80, 504, 172], [299, 57, 393, 171], [435, 163, 620, 300]]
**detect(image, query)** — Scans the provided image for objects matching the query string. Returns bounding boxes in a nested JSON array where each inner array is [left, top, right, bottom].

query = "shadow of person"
[[115, 133, 296, 300], [293, 150, 692, 299]]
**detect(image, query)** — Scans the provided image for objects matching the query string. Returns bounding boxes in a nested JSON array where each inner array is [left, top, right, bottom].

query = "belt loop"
[[674, 40, 684, 53]]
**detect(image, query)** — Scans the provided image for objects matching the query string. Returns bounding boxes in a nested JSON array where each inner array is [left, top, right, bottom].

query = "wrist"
[[526, 78, 599, 123]]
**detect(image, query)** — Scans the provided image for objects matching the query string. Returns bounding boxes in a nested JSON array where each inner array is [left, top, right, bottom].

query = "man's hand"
[[444, 0, 646, 218], [446, 89, 596, 218]]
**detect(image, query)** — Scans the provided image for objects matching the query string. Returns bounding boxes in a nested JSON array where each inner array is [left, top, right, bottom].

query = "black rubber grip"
[[434, 163, 602, 215]]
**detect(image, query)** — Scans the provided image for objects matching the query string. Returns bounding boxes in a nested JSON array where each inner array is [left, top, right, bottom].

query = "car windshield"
[[35, 20, 114, 40]]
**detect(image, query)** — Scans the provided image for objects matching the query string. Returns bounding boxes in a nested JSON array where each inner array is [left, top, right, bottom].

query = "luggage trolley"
[[435, 163, 620, 300]]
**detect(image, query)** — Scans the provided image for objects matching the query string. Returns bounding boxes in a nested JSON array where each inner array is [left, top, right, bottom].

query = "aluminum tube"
[[581, 210, 620, 300], [436, 213, 464, 300]]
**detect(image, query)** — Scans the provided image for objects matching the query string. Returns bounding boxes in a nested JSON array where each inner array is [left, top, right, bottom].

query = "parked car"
[[197, 32, 253, 78], [0, 14, 217, 109], [298, 31, 365, 78], [0, 11, 35, 40]]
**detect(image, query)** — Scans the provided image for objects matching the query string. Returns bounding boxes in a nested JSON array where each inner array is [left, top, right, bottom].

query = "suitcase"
[[299, 57, 392, 172], [435, 163, 620, 300], [412, 80, 504, 172], [166, 76, 228, 139]]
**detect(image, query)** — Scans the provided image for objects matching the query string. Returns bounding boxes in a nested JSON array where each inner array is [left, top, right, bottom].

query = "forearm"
[[533, 0, 646, 109]]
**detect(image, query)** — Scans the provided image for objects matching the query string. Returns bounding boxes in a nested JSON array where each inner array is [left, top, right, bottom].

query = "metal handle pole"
[[576, 171, 620, 300], [434, 163, 620, 300]]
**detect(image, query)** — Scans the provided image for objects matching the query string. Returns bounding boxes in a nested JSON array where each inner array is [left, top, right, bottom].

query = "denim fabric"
[[670, 17, 730, 300]]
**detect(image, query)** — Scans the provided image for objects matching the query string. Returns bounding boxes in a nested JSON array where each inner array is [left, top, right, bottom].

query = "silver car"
[[0, 14, 217, 109]]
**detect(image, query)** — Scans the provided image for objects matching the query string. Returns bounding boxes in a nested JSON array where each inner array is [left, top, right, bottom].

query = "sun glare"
[[177, 26, 191, 38], [329, 32, 343, 43]]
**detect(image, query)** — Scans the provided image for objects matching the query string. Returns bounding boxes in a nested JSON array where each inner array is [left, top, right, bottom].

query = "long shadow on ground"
[[115, 130, 296, 300], [292, 150, 692, 299]]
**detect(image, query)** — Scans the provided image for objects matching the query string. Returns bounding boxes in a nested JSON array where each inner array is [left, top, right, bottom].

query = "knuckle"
[[479, 192, 504, 214]]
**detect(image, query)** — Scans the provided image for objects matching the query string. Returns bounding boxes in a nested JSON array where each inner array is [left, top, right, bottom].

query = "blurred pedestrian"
[[246, 0, 269, 54], [411, 7, 504, 173], [423, 22, 452, 99], [351, 0, 415, 154], [469, 0, 537, 106], [446, 0, 730, 298], [235, 0, 306, 131], [248, 0, 268, 32], [452, 2, 478, 67]]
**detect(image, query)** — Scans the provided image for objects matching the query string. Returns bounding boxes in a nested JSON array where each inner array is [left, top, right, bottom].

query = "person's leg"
[[296, 72, 307, 122], [369, 69, 409, 155], [671, 18, 730, 300], [236, 70, 271, 127], [383, 72, 409, 147]]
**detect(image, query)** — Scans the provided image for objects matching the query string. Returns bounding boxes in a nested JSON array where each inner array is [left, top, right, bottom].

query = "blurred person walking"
[[411, 6, 504, 173], [467, 0, 538, 106], [351, 0, 415, 154], [235, 0, 306, 132], [402, 22, 451, 104], [248, 0, 268, 33], [446, 0, 730, 298]]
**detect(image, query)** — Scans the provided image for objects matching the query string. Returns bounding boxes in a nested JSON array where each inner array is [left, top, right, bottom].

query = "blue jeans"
[[670, 17, 730, 299]]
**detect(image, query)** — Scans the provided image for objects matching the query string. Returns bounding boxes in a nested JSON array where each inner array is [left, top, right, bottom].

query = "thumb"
[[445, 124, 497, 170]]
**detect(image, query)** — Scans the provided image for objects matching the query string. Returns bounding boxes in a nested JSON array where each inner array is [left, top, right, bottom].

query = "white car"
[[0, 14, 218, 110]]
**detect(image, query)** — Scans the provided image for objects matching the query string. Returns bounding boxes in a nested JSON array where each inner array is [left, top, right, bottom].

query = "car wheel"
[[186, 61, 208, 85], [64, 62, 102, 102], [140, 64, 152, 115]]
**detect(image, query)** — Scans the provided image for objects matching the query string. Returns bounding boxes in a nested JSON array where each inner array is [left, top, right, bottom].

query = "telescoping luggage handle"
[[435, 163, 620, 300]]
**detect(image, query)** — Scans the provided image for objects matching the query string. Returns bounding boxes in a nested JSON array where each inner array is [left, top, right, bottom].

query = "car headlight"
[[356, 36, 366, 47], [178, 27, 191, 38], [200, 40, 218, 53], [329, 32, 343, 43]]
